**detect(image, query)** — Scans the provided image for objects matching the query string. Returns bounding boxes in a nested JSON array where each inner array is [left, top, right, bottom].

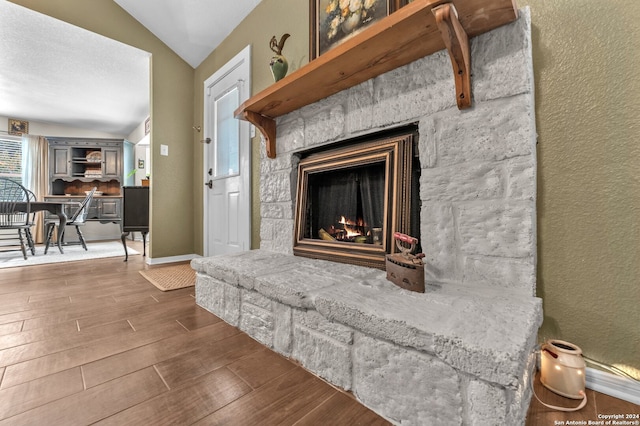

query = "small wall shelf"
[[235, 0, 518, 158]]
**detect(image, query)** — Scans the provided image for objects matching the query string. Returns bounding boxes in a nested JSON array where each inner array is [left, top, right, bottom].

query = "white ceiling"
[[114, 0, 261, 68], [0, 0, 259, 137]]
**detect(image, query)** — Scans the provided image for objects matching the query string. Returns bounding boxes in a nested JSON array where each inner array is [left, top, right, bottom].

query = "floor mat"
[[139, 263, 195, 291]]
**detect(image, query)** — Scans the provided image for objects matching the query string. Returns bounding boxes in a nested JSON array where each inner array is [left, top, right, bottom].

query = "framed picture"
[[144, 117, 150, 135], [138, 159, 145, 169], [8, 119, 28, 136], [310, 0, 399, 60]]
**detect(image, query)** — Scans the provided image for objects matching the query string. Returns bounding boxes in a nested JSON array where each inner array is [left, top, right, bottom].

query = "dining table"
[[10, 200, 78, 254]]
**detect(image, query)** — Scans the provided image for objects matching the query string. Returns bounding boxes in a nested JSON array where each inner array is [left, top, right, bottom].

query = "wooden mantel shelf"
[[235, 0, 518, 158]]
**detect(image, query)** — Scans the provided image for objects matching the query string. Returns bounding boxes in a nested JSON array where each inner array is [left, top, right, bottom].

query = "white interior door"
[[203, 45, 251, 256]]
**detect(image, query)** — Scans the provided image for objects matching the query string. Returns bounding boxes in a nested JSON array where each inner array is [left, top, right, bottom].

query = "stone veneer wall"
[[195, 8, 541, 425], [260, 9, 537, 295]]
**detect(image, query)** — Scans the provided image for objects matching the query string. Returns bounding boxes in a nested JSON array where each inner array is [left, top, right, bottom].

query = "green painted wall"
[[10, 0, 195, 259], [517, 0, 640, 379]]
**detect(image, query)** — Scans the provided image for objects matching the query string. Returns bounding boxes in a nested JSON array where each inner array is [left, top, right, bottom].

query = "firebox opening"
[[294, 125, 421, 269], [305, 162, 386, 245]]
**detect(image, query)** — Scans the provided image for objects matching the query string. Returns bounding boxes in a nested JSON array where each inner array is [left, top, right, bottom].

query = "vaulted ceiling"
[[113, 0, 261, 68]]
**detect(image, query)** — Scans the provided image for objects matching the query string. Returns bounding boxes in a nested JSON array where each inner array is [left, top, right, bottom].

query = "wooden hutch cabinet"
[[45, 137, 124, 224]]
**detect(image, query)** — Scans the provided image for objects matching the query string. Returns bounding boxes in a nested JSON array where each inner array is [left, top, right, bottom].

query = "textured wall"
[[259, 11, 537, 296], [518, 0, 640, 378]]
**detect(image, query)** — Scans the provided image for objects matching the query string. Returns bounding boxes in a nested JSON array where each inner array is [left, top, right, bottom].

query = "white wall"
[[0, 116, 124, 139], [126, 118, 150, 185]]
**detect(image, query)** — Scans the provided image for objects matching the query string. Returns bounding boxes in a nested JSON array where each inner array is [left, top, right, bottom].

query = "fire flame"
[[339, 216, 364, 238]]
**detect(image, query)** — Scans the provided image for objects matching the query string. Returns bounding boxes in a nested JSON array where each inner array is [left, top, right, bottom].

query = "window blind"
[[0, 137, 22, 183]]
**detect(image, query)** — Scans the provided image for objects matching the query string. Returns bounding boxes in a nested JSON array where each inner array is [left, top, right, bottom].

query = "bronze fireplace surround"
[[293, 128, 419, 269]]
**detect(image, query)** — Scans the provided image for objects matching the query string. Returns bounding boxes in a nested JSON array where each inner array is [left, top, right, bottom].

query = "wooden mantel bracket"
[[433, 3, 472, 109], [241, 110, 276, 159]]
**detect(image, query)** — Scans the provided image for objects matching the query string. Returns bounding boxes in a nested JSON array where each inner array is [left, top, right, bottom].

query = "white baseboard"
[[586, 367, 640, 405], [146, 254, 201, 265]]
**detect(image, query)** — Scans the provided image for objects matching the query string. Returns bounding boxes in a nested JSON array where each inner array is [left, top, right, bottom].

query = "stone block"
[[259, 217, 275, 242], [420, 203, 459, 282], [265, 219, 294, 254], [420, 161, 504, 202], [292, 324, 352, 390], [506, 157, 536, 201], [273, 302, 293, 355], [192, 250, 291, 287], [260, 151, 296, 175], [462, 255, 536, 294], [314, 277, 438, 353], [457, 201, 534, 258], [242, 289, 272, 310], [260, 170, 292, 203], [293, 309, 353, 345], [192, 272, 241, 326], [274, 117, 305, 152], [505, 351, 537, 424], [373, 51, 454, 126], [192, 255, 239, 285], [345, 80, 374, 134], [240, 302, 274, 347], [223, 284, 241, 327], [314, 275, 543, 387], [304, 104, 345, 147], [353, 334, 462, 426], [464, 378, 508, 425], [253, 265, 343, 309], [299, 89, 348, 118], [236, 253, 306, 290], [431, 95, 535, 167], [194, 274, 225, 317], [418, 116, 437, 168], [432, 295, 542, 388], [472, 8, 533, 102], [260, 202, 293, 220]]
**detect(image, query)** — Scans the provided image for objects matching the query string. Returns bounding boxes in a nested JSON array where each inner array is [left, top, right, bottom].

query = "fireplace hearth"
[[197, 9, 540, 425], [294, 128, 420, 269]]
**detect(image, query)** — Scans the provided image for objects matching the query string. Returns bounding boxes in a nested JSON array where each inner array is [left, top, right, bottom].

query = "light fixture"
[[534, 339, 587, 412], [193, 126, 201, 132], [541, 339, 586, 399]]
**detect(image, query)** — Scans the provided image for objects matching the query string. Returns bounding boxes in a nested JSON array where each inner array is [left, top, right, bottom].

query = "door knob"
[[205, 180, 213, 189]]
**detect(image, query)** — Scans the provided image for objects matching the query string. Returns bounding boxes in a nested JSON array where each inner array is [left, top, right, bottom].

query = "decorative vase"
[[270, 55, 288, 82], [341, 12, 362, 34], [269, 33, 290, 83]]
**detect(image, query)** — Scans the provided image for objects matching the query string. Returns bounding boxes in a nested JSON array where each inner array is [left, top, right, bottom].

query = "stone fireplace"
[[194, 8, 542, 425]]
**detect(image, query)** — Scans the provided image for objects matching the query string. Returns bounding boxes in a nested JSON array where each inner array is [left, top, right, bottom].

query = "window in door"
[[213, 86, 240, 179]]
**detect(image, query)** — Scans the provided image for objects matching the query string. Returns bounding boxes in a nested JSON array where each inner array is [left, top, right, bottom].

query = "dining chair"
[[24, 189, 37, 255], [0, 177, 32, 260], [44, 187, 96, 254]]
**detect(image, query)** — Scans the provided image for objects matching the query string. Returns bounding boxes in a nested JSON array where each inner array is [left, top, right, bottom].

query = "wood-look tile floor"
[[0, 242, 389, 425], [527, 374, 639, 426], [0, 241, 637, 425]]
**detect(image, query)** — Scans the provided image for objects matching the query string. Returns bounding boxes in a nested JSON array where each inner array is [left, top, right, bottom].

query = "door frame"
[[202, 45, 251, 256]]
